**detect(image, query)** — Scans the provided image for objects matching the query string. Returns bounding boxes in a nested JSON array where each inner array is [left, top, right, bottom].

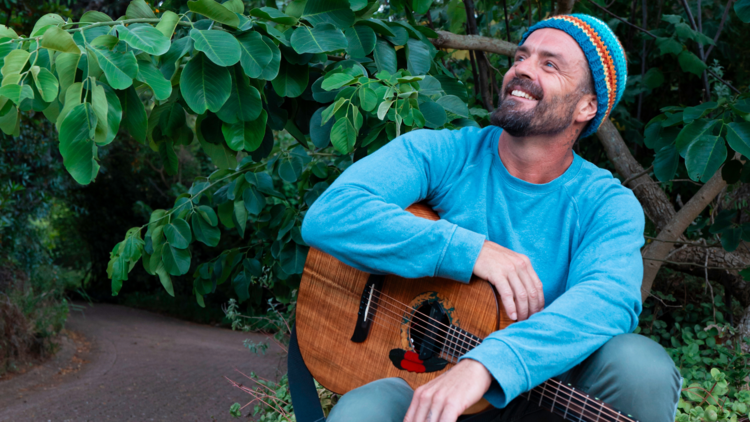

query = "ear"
[[575, 94, 597, 123]]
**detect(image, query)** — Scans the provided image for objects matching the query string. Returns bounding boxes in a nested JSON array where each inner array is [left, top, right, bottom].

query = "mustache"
[[504, 77, 544, 100]]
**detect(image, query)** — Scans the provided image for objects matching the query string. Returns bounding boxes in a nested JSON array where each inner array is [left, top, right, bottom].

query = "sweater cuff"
[[459, 338, 529, 408], [435, 225, 486, 283]]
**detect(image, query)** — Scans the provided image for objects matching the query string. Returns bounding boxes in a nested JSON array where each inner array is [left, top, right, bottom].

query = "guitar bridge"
[[350, 274, 384, 343]]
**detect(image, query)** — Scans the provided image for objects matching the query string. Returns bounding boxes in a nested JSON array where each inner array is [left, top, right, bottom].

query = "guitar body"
[[296, 204, 513, 414]]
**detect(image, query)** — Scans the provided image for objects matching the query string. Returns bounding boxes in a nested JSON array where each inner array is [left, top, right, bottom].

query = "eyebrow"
[[516, 45, 569, 66]]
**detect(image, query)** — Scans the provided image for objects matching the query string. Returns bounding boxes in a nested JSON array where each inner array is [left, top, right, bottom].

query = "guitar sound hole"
[[409, 303, 450, 359]]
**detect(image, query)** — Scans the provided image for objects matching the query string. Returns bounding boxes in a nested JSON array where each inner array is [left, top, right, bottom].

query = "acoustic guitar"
[[296, 203, 639, 422]]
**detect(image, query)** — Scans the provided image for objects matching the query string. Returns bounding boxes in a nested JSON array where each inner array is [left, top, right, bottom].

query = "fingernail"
[[511, 313, 517, 320]]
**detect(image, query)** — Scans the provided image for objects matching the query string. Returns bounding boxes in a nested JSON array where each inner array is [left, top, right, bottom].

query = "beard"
[[490, 77, 583, 137]]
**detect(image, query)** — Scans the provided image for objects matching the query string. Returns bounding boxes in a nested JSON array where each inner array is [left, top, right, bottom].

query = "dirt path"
[[0, 303, 286, 422]]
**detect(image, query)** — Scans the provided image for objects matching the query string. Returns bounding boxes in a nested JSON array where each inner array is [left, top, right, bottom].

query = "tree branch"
[[705, 0, 733, 60], [430, 31, 517, 57]]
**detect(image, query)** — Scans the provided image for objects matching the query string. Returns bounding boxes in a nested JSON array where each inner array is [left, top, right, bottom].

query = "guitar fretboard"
[[438, 326, 638, 422]]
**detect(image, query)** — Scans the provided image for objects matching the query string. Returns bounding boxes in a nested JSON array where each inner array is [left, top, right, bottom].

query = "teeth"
[[511, 90, 537, 100]]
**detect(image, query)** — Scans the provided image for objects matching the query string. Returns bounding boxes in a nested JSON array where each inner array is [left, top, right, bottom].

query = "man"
[[301, 14, 682, 422]]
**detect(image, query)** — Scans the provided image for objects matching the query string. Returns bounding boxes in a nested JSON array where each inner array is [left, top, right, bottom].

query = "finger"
[[507, 272, 529, 321], [524, 262, 545, 309], [491, 276, 517, 321], [407, 388, 433, 422], [517, 267, 541, 316], [438, 403, 462, 422]]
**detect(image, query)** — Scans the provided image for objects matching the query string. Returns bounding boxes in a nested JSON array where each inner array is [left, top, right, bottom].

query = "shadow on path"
[[0, 303, 286, 421]]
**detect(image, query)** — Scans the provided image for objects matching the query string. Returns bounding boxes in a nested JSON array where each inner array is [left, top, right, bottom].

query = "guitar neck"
[[524, 379, 637, 422], [446, 327, 637, 422]]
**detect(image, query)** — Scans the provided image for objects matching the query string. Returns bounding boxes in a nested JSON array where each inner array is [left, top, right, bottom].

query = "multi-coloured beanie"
[[519, 14, 628, 138]]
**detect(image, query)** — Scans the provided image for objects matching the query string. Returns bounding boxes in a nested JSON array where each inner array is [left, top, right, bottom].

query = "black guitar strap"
[[288, 325, 326, 422]]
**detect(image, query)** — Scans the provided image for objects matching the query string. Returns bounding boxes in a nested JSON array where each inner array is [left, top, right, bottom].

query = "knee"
[[327, 378, 413, 422], [599, 333, 680, 392]]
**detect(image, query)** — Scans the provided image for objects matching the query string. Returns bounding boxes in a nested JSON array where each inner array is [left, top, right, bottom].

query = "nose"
[[513, 55, 536, 81]]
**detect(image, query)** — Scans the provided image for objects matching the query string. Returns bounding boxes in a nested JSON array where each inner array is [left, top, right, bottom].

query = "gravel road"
[[0, 303, 286, 422]]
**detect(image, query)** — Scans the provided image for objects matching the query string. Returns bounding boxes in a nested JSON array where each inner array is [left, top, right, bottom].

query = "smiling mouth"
[[509, 89, 539, 101]]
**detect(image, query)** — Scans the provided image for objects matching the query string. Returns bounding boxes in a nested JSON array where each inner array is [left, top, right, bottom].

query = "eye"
[[545, 61, 556, 69], [515, 55, 525, 62]]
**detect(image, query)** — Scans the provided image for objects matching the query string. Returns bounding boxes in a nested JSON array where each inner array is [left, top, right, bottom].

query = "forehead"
[[518, 28, 587, 68]]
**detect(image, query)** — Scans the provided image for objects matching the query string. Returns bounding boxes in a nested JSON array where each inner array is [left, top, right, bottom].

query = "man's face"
[[490, 28, 592, 137]]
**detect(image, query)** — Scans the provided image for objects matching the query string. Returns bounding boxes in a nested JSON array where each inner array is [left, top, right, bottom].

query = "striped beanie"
[[519, 14, 627, 138]]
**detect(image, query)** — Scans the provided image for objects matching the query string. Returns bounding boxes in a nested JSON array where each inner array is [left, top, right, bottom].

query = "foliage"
[[638, 273, 750, 422]]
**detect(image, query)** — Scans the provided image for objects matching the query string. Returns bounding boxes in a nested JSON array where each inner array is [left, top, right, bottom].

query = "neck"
[[497, 125, 582, 184]]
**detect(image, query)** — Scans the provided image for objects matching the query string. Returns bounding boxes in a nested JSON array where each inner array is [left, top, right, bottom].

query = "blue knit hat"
[[519, 14, 628, 138]]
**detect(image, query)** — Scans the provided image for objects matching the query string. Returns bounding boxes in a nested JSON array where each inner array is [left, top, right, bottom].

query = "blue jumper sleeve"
[[459, 187, 645, 408], [301, 127, 486, 282]]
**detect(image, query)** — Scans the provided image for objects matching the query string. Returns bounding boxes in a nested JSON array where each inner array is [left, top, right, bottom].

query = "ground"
[[0, 303, 286, 421]]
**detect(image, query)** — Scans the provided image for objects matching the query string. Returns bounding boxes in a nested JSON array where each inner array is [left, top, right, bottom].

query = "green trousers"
[[327, 333, 682, 422]]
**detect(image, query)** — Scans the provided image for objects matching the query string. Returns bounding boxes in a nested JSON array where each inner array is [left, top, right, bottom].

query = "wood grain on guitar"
[[296, 204, 640, 421]]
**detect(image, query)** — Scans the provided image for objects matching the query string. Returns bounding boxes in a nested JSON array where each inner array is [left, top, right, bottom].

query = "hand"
[[403, 359, 492, 422], [472, 240, 544, 321]]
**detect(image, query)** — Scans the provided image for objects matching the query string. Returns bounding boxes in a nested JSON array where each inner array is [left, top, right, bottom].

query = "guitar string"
[[364, 314, 635, 422], [370, 288, 482, 352], [363, 302, 635, 422], [365, 296, 474, 360], [353, 287, 634, 422]]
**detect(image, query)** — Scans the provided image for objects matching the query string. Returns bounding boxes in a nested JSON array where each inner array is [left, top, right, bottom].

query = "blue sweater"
[[301, 125, 645, 408]]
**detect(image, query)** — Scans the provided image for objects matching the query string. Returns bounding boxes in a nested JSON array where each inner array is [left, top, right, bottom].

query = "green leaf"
[[349, 0, 368, 11], [685, 135, 727, 182], [271, 60, 308, 98], [675, 119, 716, 157], [217, 66, 262, 124], [358, 19, 395, 37], [280, 243, 308, 274], [721, 227, 742, 252], [653, 144, 680, 182], [437, 95, 469, 118], [250, 7, 299, 25], [243, 110, 267, 152], [155, 263, 175, 296], [258, 35, 282, 81], [192, 212, 220, 247], [1, 49, 29, 77], [447, 0, 466, 34], [278, 156, 303, 183], [302, 0, 355, 28], [187, 0, 240, 27], [233, 199, 247, 237], [330, 117, 356, 154], [236, 31, 273, 79], [655, 37, 683, 56], [116, 25, 170, 56], [291, 24, 348, 54], [420, 101, 447, 128], [92, 45, 138, 90], [180, 52, 232, 114], [136, 59, 172, 101], [322, 73, 355, 90], [243, 186, 266, 215], [165, 218, 192, 249], [222, 121, 244, 150], [30, 66, 58, 103], [413, 0, 433, 14], [190, 29, 241, 67], [726, 122, 750, 159], [100, 84, 122, 145], [156, 11, 180, 38], [359, 87, 377, 111], [384, 25, 408, 45], [126, 0, 156, 18], [159, 141, 179, 175], [41, 26, 80, 54], [118, 86, 148, 144], [55, 53, 81, 99], [59, 103, 99, 185], [91, 83, 108, 145], [683, 102, 717, 123], [162, 243, 191, 275], [345, 25, 376, 57], [373, 39, 397, 74], [643, 68, 664, 89], [406, 38, 431, 75], [678, 50, 707, 76], [31, 13, 65, 37], [310, 107, 333, 148], [0, 84, 34, 105], [377, 99, 392, 121], [223, 0, 244, 13], [735, 0, 750, 23]]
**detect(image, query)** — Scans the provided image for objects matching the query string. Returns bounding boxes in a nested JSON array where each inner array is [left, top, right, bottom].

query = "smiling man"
[[302, 14, 681, 422]]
